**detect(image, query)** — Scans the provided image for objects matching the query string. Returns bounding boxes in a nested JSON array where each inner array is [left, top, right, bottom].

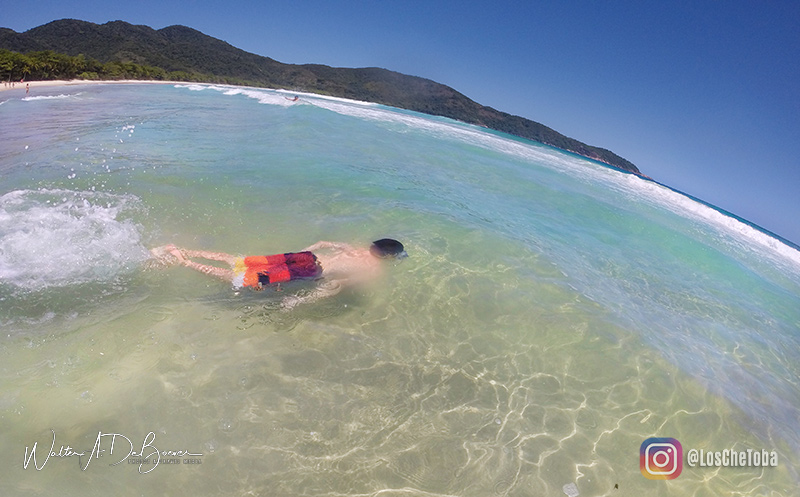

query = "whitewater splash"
[[21, 92, 84, 102], [174, 84, 299, 108], [0, 189, 150, 290]]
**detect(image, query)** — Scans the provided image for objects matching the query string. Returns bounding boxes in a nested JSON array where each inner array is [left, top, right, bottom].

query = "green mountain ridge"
[[0, 19, 641, 175]]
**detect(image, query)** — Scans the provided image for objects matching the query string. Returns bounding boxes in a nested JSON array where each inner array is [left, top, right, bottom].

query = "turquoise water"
[[1, 83, 799, 496]]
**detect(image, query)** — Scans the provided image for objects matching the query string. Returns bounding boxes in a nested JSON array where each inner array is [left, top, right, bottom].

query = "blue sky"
[[4, 1, 800, 244]]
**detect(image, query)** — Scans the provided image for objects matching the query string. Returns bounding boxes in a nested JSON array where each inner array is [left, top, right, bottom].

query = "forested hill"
[[0, 19, 641, 175]]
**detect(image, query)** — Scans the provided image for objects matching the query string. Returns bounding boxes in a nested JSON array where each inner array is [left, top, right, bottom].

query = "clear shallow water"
[[1, 83, 798, 496]]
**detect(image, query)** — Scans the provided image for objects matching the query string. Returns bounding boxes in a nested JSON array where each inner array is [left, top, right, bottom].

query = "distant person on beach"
[[151, 239, 407, 308], [26, 83, 29, 95]]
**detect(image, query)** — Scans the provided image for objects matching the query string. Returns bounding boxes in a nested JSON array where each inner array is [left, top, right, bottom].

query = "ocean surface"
[[1, 83, 798, 496]]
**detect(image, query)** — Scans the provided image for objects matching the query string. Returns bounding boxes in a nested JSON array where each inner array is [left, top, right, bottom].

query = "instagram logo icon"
[[640, 438, 683, 479]]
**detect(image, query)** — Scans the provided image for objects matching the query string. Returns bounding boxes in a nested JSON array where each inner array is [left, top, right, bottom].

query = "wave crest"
[[21, 92, 83, 102]]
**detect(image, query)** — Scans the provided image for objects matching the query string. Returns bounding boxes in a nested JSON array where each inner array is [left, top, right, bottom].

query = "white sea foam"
[[22, 92, 83, 102], [176, 83, 382, 109], [276, 88, 377, 107], [222, 87, 298, 107], [174, 84, 209, 92], [0, 189, 150, 290]]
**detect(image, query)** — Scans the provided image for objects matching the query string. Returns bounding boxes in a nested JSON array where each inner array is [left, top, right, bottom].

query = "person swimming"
[[152, 239, 407, 307]]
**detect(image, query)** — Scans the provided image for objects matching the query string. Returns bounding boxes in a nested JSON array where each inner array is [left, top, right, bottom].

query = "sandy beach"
[[0, 79, 187, 93]]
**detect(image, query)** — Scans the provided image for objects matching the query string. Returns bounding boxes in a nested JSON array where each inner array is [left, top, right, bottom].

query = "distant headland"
[[0, 19, 641, 175]]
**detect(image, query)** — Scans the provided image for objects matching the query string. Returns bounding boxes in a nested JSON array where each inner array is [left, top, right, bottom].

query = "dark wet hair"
[[370, 238, 405, 258]]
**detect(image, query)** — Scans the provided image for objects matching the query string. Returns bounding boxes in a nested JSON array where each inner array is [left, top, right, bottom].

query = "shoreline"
[[0, 79, 188, 93], [0, 79, 351, 104]]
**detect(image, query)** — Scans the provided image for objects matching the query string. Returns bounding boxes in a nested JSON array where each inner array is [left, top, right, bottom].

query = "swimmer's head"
[[370, 238, 407, 259]]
